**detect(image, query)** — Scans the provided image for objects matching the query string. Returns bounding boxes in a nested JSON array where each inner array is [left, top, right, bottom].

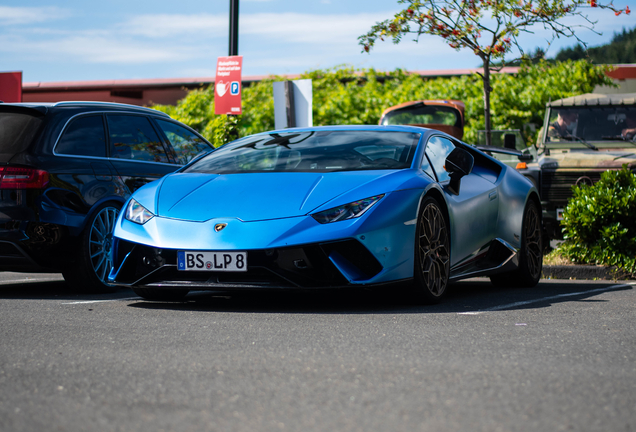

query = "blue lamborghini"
[[108, 125, 543, 303]]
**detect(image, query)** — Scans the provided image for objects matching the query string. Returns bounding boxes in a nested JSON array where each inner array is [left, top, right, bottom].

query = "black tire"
[[132, 288, 189, 302], [490, 200, 543, 288], [412, 196, 451, 304], [63, 202, 121, 293]]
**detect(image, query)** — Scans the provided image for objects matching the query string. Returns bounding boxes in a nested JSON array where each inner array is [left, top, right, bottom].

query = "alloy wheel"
[[524, 203, 542, 280], [418, 202, 450, 297], [88, 206, 119, 284]]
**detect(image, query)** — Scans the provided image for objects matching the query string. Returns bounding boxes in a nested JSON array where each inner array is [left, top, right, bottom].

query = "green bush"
[[558, 166, 636, 275], [152, 60, 612, 147]]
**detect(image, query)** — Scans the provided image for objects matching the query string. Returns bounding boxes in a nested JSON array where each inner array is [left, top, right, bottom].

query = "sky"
[[1, 0, 635, 84]]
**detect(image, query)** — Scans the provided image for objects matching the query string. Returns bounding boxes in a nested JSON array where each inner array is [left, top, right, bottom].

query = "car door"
[[106, 114, 179, 193], [50, 113, 119, 213], [424, 135, 499, 267]]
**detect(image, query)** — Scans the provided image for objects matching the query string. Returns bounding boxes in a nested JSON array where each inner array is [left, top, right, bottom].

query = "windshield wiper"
[[566, 135, 598, 151]]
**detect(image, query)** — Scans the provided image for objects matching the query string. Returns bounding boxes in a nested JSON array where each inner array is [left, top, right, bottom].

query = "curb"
[[542, 265, 630, 281]]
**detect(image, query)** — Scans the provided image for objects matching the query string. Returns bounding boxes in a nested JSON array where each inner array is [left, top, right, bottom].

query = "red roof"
[[21, 65, 636, 91]]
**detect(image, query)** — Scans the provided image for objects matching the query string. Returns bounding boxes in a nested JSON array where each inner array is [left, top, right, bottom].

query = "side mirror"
[[445, 147, 474, 195], [517, 152, 534, 162]]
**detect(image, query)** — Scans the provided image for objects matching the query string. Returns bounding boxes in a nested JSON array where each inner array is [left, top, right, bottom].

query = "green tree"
[[358, 0, 629, 146], [153, 77, 279, 147], [555, 25, 636, 63]]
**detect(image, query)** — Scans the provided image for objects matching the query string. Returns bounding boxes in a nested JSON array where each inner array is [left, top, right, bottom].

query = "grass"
[[543, 249, 573, 266]]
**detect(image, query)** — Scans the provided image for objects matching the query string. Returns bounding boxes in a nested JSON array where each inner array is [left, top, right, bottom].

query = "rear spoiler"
[[0, 104, 48, 116]]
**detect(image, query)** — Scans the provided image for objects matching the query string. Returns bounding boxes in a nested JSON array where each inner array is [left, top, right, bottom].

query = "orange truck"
[[379, 100, 465, 140]]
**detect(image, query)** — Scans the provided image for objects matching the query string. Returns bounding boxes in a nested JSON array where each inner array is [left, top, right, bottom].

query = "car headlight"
[[312, 194, 385, 224], [125, 199, 155, 225]]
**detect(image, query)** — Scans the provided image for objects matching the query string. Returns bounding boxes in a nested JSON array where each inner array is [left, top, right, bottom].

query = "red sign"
[[0, 71, 22, 103], [214, 56, 243, 115]]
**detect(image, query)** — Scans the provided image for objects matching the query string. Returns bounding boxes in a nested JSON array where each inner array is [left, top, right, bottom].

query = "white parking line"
[[458, 282, 636, 315], [62, 297, 141, 305]]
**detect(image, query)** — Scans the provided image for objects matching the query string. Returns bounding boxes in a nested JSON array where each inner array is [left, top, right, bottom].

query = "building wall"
[[593, 65, 636, 94], [22, 87, 191, 106]]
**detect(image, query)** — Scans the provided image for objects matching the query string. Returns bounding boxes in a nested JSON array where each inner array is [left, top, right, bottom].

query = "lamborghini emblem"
[[214, 223, 227, 232]]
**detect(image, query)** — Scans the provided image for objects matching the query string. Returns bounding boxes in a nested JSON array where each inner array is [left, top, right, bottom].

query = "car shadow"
[[127, 279, 634, 315], [1, 275, 631, 314], [0, 278, 138, 301]]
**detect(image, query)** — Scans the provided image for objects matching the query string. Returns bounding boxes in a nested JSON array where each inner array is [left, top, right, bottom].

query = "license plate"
[[177, 251, 247, 272]]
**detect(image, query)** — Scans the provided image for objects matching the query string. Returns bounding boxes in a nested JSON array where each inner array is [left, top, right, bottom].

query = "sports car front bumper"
[[108, 238, 394, 290]]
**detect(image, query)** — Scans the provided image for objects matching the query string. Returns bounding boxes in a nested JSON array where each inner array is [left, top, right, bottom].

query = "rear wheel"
[[63, 202, 121, 292], [412, 197, 450, 304], [132, 288, 189, 302], [490, 200, 543, 288]]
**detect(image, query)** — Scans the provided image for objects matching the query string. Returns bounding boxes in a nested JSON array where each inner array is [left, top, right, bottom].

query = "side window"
[[107, 115, 169, 163], [155, 119, 212, 164], [56, 115, 106, 157], [424, 136, 456, 182]]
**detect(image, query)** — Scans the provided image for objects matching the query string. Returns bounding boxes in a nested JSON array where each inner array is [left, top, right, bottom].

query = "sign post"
[[214, 56, 243, 115], [229, 0, 239, 56], [273, 79, 313, 129]]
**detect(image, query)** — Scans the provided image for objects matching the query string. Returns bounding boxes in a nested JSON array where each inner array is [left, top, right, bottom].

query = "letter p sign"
[[230, 81, 240, 95]]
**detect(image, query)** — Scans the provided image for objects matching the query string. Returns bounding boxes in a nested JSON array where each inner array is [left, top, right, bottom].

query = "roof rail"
[[51, 101, 170, 117]]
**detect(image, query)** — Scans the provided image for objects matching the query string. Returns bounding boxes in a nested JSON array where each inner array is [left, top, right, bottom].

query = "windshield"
[[0, 111, 43, 162], [544, 106, 636, 146], [381, 105, 461, 127], [183, 130, 420, 174]]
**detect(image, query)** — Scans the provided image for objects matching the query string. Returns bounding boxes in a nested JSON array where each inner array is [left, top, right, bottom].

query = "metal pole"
[[226, 0, 240, 141], [229, 0, 239, 56]]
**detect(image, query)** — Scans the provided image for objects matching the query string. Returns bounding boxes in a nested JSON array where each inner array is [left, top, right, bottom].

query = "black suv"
[[0, 101, 213, 290]]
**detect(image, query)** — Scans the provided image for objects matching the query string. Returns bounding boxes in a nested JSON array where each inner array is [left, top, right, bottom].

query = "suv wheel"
[[63, 202, 121, 292]]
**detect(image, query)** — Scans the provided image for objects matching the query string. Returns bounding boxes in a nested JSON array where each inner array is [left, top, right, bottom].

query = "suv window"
[[107, 115, 169, 163], [155, 119, 211, 164], [56, 115, 107, 157], [544, 106, 636, 144], [425, 136, 455, 182]]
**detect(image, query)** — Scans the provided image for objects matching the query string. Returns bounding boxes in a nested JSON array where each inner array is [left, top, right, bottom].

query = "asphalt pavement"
[[0, 272, 635, 432]]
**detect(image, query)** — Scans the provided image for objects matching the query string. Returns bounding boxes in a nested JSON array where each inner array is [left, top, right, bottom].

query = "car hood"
[[540, 148, 636, 169], [154, 171, 406, 222]]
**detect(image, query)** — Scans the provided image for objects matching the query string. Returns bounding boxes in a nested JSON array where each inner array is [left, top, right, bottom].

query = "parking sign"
[[215, 56, 243, 115]]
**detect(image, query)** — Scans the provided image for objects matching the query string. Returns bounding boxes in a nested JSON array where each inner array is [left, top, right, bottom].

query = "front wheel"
[[63, 202, 121, 292], [412, 196, 450, 304], [490, 200, 543, 288]]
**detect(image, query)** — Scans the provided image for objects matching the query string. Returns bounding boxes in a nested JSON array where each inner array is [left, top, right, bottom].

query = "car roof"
[[0, 101, 170, 117], [380, 100, 466, 118], [547, 92, 636, 107]]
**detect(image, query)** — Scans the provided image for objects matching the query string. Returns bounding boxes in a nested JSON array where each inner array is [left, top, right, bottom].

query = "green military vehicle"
[[529, 92, 636, 239]]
